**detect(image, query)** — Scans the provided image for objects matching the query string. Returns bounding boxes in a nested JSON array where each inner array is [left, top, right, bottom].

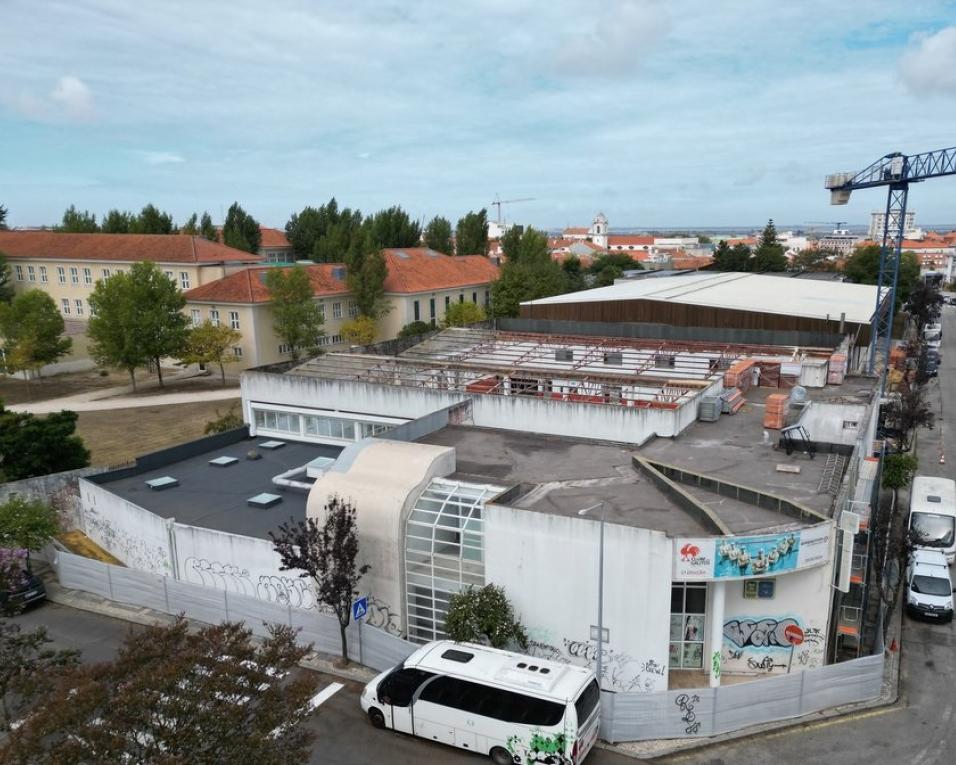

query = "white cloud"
[[50, 75, 94, 119], [137, 151, 185, 165], [901, 26, 956, 95]]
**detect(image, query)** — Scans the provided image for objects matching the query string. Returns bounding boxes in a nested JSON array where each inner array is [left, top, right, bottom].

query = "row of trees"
[[712, 219, 789, 272]]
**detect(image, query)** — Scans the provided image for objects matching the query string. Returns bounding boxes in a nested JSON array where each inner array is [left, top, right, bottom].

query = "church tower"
[[590, 212, 609, 248]]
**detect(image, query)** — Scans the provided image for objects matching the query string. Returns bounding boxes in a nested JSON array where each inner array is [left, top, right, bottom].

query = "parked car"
[[0, 569, 47, 614], [906, 549, 954, 622], [925, 358, 939, 378]]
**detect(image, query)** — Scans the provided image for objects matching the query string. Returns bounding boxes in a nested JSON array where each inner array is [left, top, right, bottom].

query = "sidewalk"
[[42, 570, 900, 759]]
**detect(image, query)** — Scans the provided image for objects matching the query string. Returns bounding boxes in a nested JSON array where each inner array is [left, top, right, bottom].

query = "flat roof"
[[98, 438, 342, 539], [522, 272, 879, 325]]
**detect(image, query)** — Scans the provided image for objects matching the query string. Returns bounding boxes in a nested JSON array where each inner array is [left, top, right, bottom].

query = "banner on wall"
[[673, 522, 832, 581]]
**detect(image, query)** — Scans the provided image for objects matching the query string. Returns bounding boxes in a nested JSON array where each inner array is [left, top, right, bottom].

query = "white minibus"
[[360, 640, 600, 764], [909, 476, 956, 564]]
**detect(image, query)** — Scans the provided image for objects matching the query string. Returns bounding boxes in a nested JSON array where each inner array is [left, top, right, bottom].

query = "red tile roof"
[[607, 235, 654, 247], [183, 264, 349, 304], [0, 231, 261, 264], [259, 227, 291, 249], [563, 227, 588, 235], [671, 256, 714, 270], [382, 248, 498, 293], [547, 237, 574, 249]]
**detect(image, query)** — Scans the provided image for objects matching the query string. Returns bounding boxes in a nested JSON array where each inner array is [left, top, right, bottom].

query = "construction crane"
[[805, 220, 848, 232], [490, 195, 535, 225], [825, 146, 956, 374]]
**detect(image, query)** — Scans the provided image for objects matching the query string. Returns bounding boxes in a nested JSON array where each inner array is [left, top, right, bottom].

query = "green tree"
[[0, 205, 7, 230], [287, 199, 351, 260], [0, 291, 72, 387], [844, 245, 921, 306], [345, 240, 389, 319], [588, 252, 643, 287], [499, 225, 523, 262], [88, 262, 189, 388], [180, 212, 200, 235], [713, 240, 752, 271], [263, 265, 324, 362], [129, 204, 175, 235], [881, 452, 919, 507], [455, 209, 489, 256], [364, 206, 421, 249], [100, 209, 133, 234], [0, 621, 79, 732], [0, 403, 90, 482], [179, 320, 242, 385], [204, 403, 244, 434], [57, 205, 98, 233], [270, 497, 370, 663], [398, 320, 433, 338], [0, 497, 60, 551], [0, 253, 12, 303], [1, 619, 318, 761], [905, 281, 943, 334], [443, 301, 486, 328], [423, 216, 454, 254], [490, 227, 567, 317], [200, 212, 218, 241], [791, 247, 839, 272], [561, 253, 588, 292], [751, 219, 788, 272], [444, 584, 528, 650], [340, 315, 377, 346], [313, 210, 363, 263], [222, 202, 261, 253]]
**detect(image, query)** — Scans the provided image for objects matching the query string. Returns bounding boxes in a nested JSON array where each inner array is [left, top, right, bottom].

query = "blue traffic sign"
[[352, 596, 368, 621]]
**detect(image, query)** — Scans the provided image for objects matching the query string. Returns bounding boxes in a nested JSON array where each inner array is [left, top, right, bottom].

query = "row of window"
[[14, 265, 192, 289], [61, 298, 92, 316], [412, 291, 489, 323], [190, 308, 240, 330], [252, 408, 392, 441]]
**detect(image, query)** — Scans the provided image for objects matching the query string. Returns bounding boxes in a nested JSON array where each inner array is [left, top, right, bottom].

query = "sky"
[[2, 1, 956, 231]]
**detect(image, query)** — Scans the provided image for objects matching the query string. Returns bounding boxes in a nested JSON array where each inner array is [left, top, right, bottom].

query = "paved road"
[[658, 304, 956, 765], [7, 603, 639, 765], [12, 387, 240, 415]]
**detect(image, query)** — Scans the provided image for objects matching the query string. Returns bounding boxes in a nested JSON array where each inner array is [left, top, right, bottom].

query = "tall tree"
[[455, 208, 489, 256], [0, 291, 72, 386], [0, 403, 90, 482], [199, 212, 218, 241], [561, 253, 588, 292], [313, 209, 363, 263], [222, 202, 261, 253], [88, 262, 189, 388], [0, 497, 60, 552], [179, 320, 242, 385], [713, 239, 752, 271], [100, 209, 133, 234], [180, 212, 200, 235], [905, 281, 943, 334], [588, 252, 643, 287], [263, 265, 324, 362], [844, 245, 921, 306], [57, 205, 98, 233], [751, 219, 788, 272], [130, 204, 175, 235], [286, 200, 338, 259], [791, 247, 839, 272], [1, 619, 319, 761], [345, 235, 389, 319], [423, 215, 453, 254], [0, 252, 14, 303], [491, 227, 567, 317], [270, 497, 370, 663], [499, 225, 523, 262], [0, 204, 8, 230], [365, 206, 421, 249]]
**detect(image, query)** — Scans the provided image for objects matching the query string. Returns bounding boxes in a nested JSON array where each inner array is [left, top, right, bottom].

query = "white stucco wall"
[[306, 439, 457, 637], [79, 479, 174, 576], [484, 504, 673, 693]]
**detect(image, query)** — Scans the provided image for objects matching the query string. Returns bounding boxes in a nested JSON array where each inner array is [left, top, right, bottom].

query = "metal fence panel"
[[352, 622, 417, 672], [224, 592, 293, 638], [714, 672, 802, 733], [57, 552, 112, 600], [165, 578, 229, 625], [108, 566, 169, 613], [801, 653, 884, 713], [289, 609, 343, 658]]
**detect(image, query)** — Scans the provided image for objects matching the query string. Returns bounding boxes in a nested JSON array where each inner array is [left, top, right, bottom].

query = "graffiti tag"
[[675, 693, 702, 735], [711, 650, 721, 679], [746, 656, 786, 673], [723, 617, 802, 648]]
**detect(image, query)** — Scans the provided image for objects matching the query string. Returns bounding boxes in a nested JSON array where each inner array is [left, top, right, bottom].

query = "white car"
[[906, 549, 954, 622]]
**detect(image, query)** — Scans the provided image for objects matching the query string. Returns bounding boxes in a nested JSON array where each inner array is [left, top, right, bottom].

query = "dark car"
[[0, 569, 47, 614]]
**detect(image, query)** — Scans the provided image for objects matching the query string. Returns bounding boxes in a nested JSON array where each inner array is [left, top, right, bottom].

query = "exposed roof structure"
[[381, 248, 499, 293], [522, 272, 879, 325], [0, 231, 261, 264], [183, 264, 349, 304]]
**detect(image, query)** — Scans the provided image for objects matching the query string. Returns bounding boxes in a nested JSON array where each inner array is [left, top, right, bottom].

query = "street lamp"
[[578, 502, 606, 690]]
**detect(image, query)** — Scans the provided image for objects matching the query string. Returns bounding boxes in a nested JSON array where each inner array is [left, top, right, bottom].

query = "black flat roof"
[[99, 437, 342, 539]]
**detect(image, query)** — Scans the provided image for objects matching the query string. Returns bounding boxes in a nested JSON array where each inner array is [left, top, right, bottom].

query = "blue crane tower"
[[825, 146, 956, 373]]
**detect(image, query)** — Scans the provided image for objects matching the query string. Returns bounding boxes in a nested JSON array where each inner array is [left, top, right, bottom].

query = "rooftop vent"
[[441, 649, 474, 663], [145, 476, 179, 491], [394, 250, 411, 259], [208, 456, 239, 467], [603, 351, 623, 366], [259, 440, 286, 450], [425, 249, 440, 257], [247, 492, 283, 508], [555, 348, 574, 362]]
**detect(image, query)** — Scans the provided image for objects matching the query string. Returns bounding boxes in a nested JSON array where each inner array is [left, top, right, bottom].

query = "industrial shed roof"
[[522, 272, 879, 325]]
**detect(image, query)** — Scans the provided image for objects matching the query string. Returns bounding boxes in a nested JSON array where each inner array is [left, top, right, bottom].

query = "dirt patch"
[[0, 369, 129, 406], [59, 531, 125, 565], [75, 398, 241, 468]]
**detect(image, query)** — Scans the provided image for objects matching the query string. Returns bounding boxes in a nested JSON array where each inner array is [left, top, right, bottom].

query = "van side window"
[[575, 679, 600, 723], [380, 668, 434, 707], [419, 676, 564, 725]]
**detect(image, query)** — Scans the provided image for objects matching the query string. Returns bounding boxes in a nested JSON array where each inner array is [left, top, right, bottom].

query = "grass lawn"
[[76, 398, 241, 468]]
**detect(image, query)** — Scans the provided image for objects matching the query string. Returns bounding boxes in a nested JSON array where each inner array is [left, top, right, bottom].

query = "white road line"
[[309, 682, 344, 710]]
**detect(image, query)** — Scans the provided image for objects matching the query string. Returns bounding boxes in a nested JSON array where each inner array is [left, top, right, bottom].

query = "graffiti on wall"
[[722, 616, 825, 673], [525, 634, 666, 692], [507, 732, 571, 765], [675, 693, 702, 735], [83, 505, 172, 575]]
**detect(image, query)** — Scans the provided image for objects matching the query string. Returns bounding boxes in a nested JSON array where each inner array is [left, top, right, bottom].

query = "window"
[[317, 302, 326, 320], [164, 270, 174, 280], [418, 677, 564, 726], [58, 266, 66, 284], [180, 272, 190, 290], [472, 291, 477, 304], [278, 344, 292, 355], [459, 293, 464, 303], [39, 266, 48, 283], [253, 409, 300, 434], [669, 583, 706, 669], [210, 309, 220, 327], [89, 302, 97, 316], [332, 302, 342, 319], [445, 296, 450, 309], [331, 334, 343, 344], [379, 669, 435, 708], [75, 299, 84, 316], [190, 309, 201, 326], [61, 298, 70, 314], [232, 346, 243, 358], [603, 351, 623, 365], [15, 265, 23, 281], [318, 335, 331, 347], [413, 300, 420, 322], [83, 267, 93, 285], [348, 301, 359, 318], [575, 679, 600, 724], [70, 267, 79, 285], [229, 311, 240, 330], [429, 298, 436, 321], [101, 268, 111, 279], [303, 414, 356, 441]]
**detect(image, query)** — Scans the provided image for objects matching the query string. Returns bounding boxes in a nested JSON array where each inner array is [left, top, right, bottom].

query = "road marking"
[[308, 682, 344, 710], [664, 705, 902, 761]]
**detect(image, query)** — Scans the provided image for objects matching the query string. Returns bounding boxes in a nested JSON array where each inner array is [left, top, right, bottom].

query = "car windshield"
[[912, 513, 955, 547], [912, 575, 952, 597]]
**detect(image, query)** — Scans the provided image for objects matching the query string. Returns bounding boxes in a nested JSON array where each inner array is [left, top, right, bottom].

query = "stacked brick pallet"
[[720, 388, 746, 414], [763, 393, 789, 429], [724, 359, 755, 392], [828, 353, 847, 385]]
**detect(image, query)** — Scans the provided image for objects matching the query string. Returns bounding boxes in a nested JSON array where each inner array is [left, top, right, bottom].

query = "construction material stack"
[[763, 393, 789, 429]]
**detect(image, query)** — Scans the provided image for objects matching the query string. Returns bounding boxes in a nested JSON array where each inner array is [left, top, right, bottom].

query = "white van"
[[360, 641, 600, 764], [905, 549, 954, 622], [909, 476, 956, 564]]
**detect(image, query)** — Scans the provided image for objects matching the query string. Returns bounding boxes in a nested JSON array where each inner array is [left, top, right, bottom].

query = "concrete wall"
[[0, 467, 102, 530], [484, 504, 674, 693]]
